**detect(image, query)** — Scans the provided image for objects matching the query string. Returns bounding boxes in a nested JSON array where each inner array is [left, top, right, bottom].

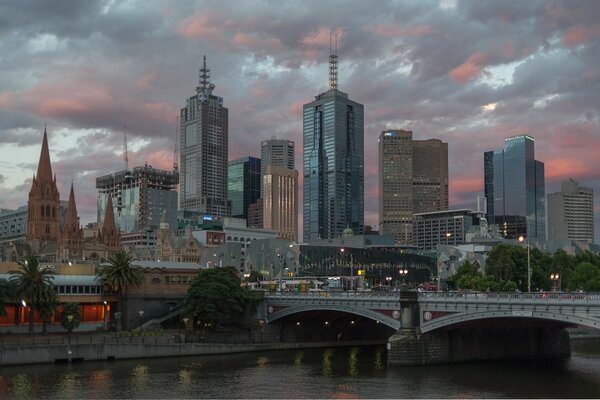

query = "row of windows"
[[54, 285, 103, 295]]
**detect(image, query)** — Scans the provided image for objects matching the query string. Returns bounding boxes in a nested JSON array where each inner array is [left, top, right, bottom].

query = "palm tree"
[[59, 302, 81, 342], [39, 287, 58, 335], [96, 250, 143, 330], [0, 278, 9, 318], [10, 255, 55, 335]]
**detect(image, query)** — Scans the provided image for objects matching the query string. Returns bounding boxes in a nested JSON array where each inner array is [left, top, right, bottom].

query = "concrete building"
[[96, 164, 178, 234], [303, 47, 364, 241], [484, 134, 545, 240], [0, 206, 28, 245], [263, 166, 298, 242], [413, 209, 484, 250], [547, 179, 594, 243], [179, 55, 230, 219], [378, 130, 448, 244], [261, 138, 295, 177], [228, 156, 261, 220]]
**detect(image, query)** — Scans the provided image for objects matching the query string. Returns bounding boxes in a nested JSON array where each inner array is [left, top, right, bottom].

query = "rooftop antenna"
[[123, 125, 129, 170], [328, 30, 338, 91], [173, 116, 179, 173], [197, 54, 214, 99]]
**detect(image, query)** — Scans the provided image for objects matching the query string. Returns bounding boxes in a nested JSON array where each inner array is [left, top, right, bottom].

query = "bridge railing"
[[263, 291, 399, 300], [418, 291, 600, 302]]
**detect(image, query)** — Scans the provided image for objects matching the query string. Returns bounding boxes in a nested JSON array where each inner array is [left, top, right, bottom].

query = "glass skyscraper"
[[303, 51, 364, 241], [179, 56, 230, 219], [228, 156, 261, 220], [484, 135, 545, 240]]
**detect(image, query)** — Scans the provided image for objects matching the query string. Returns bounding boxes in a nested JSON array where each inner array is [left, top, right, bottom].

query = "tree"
[[0, 278, 9, 318], [59, 302, 81, 340], [96, 250, 143, 330], [9, 255, 56, 335], [567, 262, 600, 292], [182, 267, 245, 331], [38, 287, 58, 335]]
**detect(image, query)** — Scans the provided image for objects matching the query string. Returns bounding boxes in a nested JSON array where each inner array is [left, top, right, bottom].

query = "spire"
[[64, 182, 79, 227], [328, 30, 338, 91], [103, 195, 117, 232], [197, 54, 215, 99], [36, 127, 54, 183], [123, 125, 129, 170]]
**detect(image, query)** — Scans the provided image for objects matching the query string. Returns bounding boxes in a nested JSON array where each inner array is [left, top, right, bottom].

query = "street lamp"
[[340, 248, 354, 290], [550, 273, 561, 292], [114, 312, 121, 338], [138, 310, 145, 335], [519, 236, 531, 292], [399, 267, 408, 285], [385, 276, 392, 289], [103, 300, 108, 330]]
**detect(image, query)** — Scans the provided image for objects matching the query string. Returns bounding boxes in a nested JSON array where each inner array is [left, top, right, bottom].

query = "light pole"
[[103, 300, 108, 330], [114, 312, 121, 338], [550, 273, 560, 292], [519, 236, 531, 292], [138, 310, 144, 335], [385, 276, 392, 290], [399, 267, 408, 286], [340, 248, 354, 290]]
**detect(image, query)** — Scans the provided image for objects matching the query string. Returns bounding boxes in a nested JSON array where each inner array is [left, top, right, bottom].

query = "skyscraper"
[[261, 138, 298, 240], [378, 130, 448, 244], [547, 179, 594, 243], [303, 41, 364, 241], [228, 156, 261, 220], [484, 134, 545, 240], [180, 55, 230, 219]]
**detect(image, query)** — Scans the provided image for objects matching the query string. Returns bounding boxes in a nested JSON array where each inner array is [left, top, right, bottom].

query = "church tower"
[[99, 195, 121, 251], [59, 183, 83, 260], [27, 127, 61, 245]]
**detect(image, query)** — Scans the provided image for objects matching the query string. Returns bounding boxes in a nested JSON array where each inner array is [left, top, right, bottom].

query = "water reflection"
[[12, 374, 34, 400], [257, 356, 268, 367], [294, 350, 304, 366], [374, 348, 385, 370], [347, 347, 359, 376], [322, 348, 333, 377]]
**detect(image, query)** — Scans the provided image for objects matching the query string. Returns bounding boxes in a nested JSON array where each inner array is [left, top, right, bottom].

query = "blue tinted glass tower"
[[303, 40, 364, 241], [228, 156, 261, 220], [484, 135, 545, 240]]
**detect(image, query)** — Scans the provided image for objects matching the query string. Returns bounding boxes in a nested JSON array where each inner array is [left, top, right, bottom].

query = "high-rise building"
[[179, 55, 230, 219], [378, 130, 448, 244], [263, 165, 298, 241], [413, 209, 484, 250], [484, 134, 545, 240], [96, 165, 179, 233], [303, 44, 364, 241], [547, 179, 594, 243], [261, 138, 298, 240], [228, 156, 261, 220], [261, 138, 295, 177]]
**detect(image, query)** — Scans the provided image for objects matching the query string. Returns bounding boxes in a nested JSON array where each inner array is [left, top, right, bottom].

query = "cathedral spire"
[[64, 182, 79, 227], [103, 195, 117, 232], [36, 127, 54, 183], [101, 194, 121, 250]]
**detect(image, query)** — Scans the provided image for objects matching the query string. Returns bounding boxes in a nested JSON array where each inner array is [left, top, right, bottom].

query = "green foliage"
[[0, 278, 9, 317], [567, 262, 600, 292], [246, 270, 264, 282], [9, 255, 56, 335], [182, 266, 245, 330], [59, 302, 81, 333]]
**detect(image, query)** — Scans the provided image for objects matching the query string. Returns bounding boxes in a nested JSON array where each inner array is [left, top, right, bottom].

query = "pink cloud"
[[288, 100, 304, 118], [177, 13, 222, 40], [300, 27, 344, 48], [232, 33, 284, 53], [250, 80, 273, 98], [562, 24, 600, 47], [364, 24, 437, 37], [450, 52, 490, 83], [135, 71, 159, 90]]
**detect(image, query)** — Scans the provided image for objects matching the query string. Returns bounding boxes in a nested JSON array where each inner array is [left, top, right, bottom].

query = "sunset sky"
[[1, 0, 599, 241]]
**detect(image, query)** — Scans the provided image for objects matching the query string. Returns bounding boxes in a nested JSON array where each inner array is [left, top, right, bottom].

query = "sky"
[[0, 0, 599, 242]]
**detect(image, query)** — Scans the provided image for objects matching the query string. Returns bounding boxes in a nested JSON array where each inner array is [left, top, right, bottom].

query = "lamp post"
[[385, 276, 392, 290], [114, 312, 121, 339], [103, 300, 108, 330], [519, 236, 531, 292], [399, 267, 408, 286], [138, 310, 145, 335], [340, 248, 354, 290], [550, 273, 560, 292]]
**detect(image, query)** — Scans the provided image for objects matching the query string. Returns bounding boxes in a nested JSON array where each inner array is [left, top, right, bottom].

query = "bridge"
[[261, 290, 600, 365]]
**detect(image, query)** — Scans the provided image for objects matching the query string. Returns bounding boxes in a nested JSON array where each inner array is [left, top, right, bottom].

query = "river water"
[[1, 340, 600, 399]]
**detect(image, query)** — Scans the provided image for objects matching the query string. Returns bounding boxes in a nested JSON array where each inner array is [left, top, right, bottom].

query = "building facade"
[[413, 209, 484, 250], [263, 165, 298, 241], [303, 51, 364, 241], [547, 179, 594, 243], [179, 55, 230, 219], [378, 130, 448, 244], [261, 138, 295, 177], [96, 165, 178, 233], [484, 135, 545, 240], [227, 156, 261, 220], [0, 206, 27, 245]]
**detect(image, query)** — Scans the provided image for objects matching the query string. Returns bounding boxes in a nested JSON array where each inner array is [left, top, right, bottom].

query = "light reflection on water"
[[0, 342, 600, 398]]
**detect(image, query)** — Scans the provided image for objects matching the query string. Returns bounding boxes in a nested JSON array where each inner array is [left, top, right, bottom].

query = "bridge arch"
[[267, 304, 401, 331], [421, 310, 600, 333]]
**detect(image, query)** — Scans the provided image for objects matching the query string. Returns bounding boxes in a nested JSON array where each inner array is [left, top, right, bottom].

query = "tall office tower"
[[378, 130, 449, 244], [378, 130, 414, 244], [228, 156, 261, 220], [180, 55, 230, 219], [547, 179, 594, 243], [27, 128, 61, 244], [96, 165, 179, 233], [303, 39, 364, 241], [263, 166, 298, 241], [484, 134, 545, 240], [261, 138, 295, 177]]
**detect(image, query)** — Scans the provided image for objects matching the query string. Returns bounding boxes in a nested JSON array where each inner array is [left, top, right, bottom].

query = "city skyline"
[[0, 0, 599, 241]]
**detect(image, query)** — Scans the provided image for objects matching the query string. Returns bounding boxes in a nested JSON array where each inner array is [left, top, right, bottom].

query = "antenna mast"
[[123, 125, 129, 170], [173, 117, 179, 173], [328, 30, 338, 91]]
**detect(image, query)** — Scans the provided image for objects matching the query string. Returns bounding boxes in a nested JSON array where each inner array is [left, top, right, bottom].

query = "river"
[[1, 340, 600, 399]]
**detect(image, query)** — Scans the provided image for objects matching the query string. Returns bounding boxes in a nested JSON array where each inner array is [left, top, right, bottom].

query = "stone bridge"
[[262, 290, 600, 365]]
